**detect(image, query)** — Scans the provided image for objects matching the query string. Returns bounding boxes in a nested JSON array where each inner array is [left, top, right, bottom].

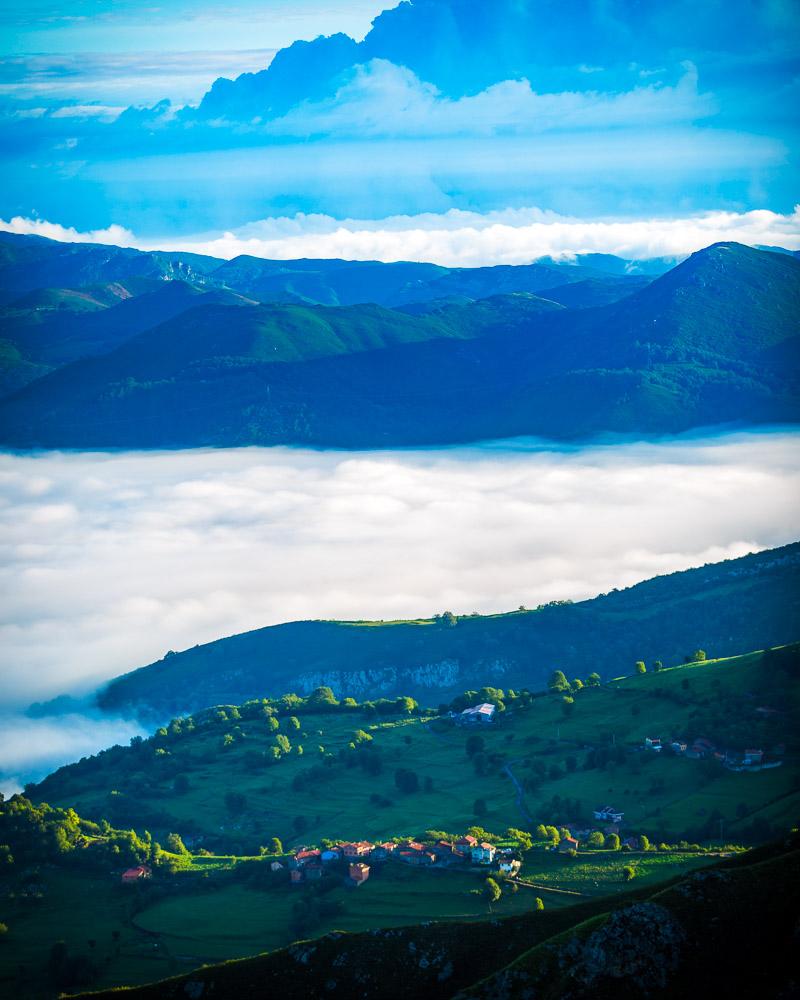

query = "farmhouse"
[[644, 737, 662, 751], [690, 737, 716, 758], [293, 848, 321, 866], [349, 862, 370, 885], [342, 841, 374, 858], [270, 861, 284, 872], [456, 835, 478, 852], [321, 849, 341, 864], [498, 858, 521, 875], [471, 842, 496, 864], [593, 806, 624, 823], [121, 865, 151, 884], [457, 703, 496, 726], [744, 748, 764, 766], [559, 836, 579, 854], [399, 843, 437, 865]]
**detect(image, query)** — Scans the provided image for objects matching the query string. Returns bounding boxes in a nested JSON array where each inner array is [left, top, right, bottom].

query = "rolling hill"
[[37, 644, 800, 852], [0, 242, 796, 448], [94, 542, 800, 721]]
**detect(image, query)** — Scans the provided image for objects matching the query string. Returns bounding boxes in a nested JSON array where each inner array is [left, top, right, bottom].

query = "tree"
[[622, 865, 636, 881], [288, 716, 301, 731], [269, 837, 283, 855], [483, 878, 502, 904], [586, 672, 601, 687], [588, 831, 605, 849], [165, 833, 188, 855], [653, 660, 663, 672], [534, 897, 545, 911], [535, 824, 549, 841], [440, 611, 458, 627], [394, 768, 419, 794], [307, 686, 338, 707], [474, 797, 488, 818], [572, 678, 584, 691], [267, 716, 280, 732], [173, 774, 190, 795], [691, 649, 707, 662], [225, 791, 246, 814], [607, 833, 621, 851], [639, 834, 651, 851], [465, 733, 485, 757], [548, 670, 569, 693], [635, 661, 647, 675], [276, 734, 291, 754], [505, 827, 533, 851]]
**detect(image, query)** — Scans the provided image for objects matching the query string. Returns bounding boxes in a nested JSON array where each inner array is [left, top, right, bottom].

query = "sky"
[[0, 0, 798, 261]]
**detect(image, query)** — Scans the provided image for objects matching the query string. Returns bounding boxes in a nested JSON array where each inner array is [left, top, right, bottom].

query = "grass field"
[[34, 648, 799, 851], [0, 847, 720, 998]]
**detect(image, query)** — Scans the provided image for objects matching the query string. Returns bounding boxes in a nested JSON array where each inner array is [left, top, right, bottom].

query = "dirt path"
[[503, 760, 535, 826]]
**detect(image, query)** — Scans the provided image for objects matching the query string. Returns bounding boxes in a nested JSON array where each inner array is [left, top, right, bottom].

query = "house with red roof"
[[121, 865, 151, 884], [342, 841, 374, 858]]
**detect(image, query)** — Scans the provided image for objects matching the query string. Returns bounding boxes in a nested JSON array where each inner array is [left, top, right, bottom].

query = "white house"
[[458, 703, 496, 726], [593, 806, 624, 823]]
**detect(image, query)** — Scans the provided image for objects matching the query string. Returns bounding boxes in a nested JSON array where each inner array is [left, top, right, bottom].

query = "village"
[[641, 734, 785, 771]]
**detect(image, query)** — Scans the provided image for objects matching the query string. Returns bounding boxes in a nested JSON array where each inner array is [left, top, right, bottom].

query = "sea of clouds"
[[1, 428, 799, 793]]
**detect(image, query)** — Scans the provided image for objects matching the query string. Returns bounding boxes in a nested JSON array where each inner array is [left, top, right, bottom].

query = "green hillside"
[[68, 837, 800, 1000], [5, 645, 797, 998], [36, 645, 800, 853], [96, 542, 800, 719]]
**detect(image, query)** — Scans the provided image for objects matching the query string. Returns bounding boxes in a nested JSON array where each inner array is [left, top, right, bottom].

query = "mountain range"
[[0, 235, 797, 449], [93, 542, 800, 720]]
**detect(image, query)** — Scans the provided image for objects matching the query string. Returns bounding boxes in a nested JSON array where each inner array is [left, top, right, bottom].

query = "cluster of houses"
[[643, 735, 783, 771], [283, 833, 522, 886]]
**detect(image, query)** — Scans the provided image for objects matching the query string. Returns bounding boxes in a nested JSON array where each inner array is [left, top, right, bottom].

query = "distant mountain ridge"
[[0, 240, 797, 448], [95, 542, 800, 720]]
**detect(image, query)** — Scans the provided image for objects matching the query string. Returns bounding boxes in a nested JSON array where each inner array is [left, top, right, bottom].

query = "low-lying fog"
[[1, 428, 798, 793]]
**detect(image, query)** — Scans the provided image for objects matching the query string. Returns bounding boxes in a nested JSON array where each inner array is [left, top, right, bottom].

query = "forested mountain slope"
[[1, 243, 797, 448], [96, 542, 800, 719]]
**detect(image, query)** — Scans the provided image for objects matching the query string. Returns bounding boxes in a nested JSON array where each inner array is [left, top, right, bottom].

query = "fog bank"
[[2, 430, 798, 710]]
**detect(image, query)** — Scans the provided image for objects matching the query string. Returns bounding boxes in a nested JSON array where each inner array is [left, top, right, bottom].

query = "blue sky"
[[0, 0, 798, 260]]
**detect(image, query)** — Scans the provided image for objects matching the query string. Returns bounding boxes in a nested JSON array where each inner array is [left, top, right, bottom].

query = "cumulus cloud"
[[0, 215, 136, 247], [160, 206, 800, 265], [263, 59, 715, 139], [5, 205, 797, 268], [0, 431, 798, 716]]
